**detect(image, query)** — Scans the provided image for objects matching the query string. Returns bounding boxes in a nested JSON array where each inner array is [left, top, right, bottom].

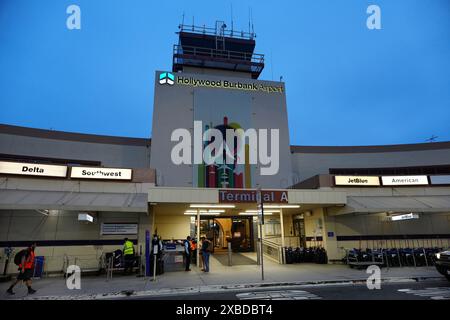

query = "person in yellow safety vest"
[[122, 238, 135, 275]]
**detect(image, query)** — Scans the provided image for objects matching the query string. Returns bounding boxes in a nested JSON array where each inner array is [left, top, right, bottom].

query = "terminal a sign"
[[381, 175, 428, 186], [70, 167, 132, 180], [219, 189, 288, 203], [0, 161, 67, 177], [334, 176, 380, 186]]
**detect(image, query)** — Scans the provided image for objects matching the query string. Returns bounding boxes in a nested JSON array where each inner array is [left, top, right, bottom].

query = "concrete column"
[[196, 208, 200, 268], [322, 209, 340, 261], [280, 208, 285, 249]]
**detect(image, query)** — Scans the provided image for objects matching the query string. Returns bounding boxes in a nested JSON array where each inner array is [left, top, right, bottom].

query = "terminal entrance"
[[199, 216, 254, 253]]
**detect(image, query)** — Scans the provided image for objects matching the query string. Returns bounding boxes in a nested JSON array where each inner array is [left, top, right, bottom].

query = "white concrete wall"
[[153, 214, 191, 241], [0, 210, 153, 274], [0, 133, 151, 168], [291, 148, 450, 183], [323, 211, 450, 260]]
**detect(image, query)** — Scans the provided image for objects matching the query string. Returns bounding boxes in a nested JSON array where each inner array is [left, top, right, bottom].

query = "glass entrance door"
[[199, 216, 254, 253]]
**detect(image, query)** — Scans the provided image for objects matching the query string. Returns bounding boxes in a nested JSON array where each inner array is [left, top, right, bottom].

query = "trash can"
[[33, 256, 45, 278]]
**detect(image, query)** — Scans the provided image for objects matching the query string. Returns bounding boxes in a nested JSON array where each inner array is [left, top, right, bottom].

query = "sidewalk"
[[0, 253, 443, 300]]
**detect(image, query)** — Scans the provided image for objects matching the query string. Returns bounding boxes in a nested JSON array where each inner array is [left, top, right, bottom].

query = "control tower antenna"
[[230, 3, 234, 37], [248, 7, 251, 36], [250, 7, 255, 37]]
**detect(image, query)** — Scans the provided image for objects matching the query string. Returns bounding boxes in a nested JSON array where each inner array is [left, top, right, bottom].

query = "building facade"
[[1, 23, 450, 273]]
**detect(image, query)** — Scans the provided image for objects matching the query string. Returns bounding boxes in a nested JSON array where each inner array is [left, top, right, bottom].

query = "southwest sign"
[[219, 189, 288, 203], [70, 167, 132, 180], [381, 175, 428, 186], [0, 161, 67, 178], [334, 176, 380, 186]]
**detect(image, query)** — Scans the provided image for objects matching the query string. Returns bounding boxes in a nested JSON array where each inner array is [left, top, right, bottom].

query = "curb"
[[18, 275, 445, 300]]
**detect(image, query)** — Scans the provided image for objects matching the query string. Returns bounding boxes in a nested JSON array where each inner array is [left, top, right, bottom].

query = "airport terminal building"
[[1, 24, 450, 273]]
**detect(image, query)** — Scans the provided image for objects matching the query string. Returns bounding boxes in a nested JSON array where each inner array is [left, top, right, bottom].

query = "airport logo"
[[159, 72, 175, 85]]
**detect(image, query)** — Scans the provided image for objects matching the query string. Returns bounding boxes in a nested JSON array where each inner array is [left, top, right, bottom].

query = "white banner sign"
[[71, 167, 132, 180], [390, 213, 419, 221], [335, 176, 380, 186], [100, 223, 138, 235], [0, 161, 67, 177], [381, 175, 428, 186]]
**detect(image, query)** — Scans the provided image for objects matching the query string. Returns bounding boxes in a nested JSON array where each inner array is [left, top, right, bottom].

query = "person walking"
[[6, 243, 37, 295], [122, 238, 135, 275], [190, 238, 197, 265], [184, 236, 192, 271], [201, 237, 212, 273]]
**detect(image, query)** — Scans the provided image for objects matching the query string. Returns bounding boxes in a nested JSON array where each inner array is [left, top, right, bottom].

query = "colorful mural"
[[193, 89, 254, 188]]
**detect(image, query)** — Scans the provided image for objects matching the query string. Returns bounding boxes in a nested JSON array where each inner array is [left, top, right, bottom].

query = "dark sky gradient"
[[0, 0, 449, 146]]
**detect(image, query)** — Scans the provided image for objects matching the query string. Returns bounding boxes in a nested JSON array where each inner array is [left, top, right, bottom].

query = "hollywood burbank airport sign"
[[159, 72, 284, 94], [219, 189, 288, 203]]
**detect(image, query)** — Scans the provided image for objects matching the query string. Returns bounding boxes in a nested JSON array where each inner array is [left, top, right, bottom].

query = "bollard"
[[228, 242, 232, 266]]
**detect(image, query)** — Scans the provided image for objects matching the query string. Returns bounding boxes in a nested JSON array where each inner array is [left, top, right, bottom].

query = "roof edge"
[[0, 124, 151, 147], [290, 142, 450, 154]]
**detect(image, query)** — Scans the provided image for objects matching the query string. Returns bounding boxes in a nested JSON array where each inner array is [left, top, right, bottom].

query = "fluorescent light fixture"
[[184, 212, 220, 216], [245, 209, 280, 213], [239, 212, 273, 216], [184, 209, 225, 213], [390, 213, 419, 221], [190, 204, 235, 208], [78, 213, 94, 223], [263, 205, 300, 209]]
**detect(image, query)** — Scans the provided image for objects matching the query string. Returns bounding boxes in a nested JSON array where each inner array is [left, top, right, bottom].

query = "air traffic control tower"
[[150, 22, 294, 189], [172, 22, 265, 79]]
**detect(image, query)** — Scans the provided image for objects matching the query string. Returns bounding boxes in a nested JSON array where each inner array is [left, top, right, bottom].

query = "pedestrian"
[[6, 243, 37, 295], [184, 236, 192, 271], [190, 238, 197, 265], [201, 237, 212, 272], [122, 238, 135, 275]]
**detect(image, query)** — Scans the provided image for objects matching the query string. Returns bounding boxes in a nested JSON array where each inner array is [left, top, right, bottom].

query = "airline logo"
[[159, 72, 175, 85]]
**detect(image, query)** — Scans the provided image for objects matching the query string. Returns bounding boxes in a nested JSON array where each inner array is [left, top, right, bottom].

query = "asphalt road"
[[130, 279, 450, 300]]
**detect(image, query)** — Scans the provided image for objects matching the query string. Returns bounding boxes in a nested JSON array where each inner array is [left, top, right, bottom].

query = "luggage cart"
[[345, 249, 385, 269]]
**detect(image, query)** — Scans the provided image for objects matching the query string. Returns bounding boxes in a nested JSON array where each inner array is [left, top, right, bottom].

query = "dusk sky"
[[1, 0, 449, 146]]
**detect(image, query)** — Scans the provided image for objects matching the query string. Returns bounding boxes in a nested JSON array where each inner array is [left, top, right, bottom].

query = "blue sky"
[[0, 0, 449, 146]]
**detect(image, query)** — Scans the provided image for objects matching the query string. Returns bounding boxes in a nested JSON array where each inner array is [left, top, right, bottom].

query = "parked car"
[[434, 250, 450, 281]]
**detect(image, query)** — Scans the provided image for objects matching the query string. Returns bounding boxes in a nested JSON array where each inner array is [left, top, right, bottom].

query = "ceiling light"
[[245, 209, 280, 213], [184, 209, 225, 213], [239, 212, 273, 216], [184, 212, 221, 216], [190, 204, 235, 208], [263, 205, 300, 209]]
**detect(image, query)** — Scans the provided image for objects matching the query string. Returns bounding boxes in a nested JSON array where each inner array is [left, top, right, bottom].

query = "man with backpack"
[[201, 237, 212, 273], [6, 243, 37, 295]]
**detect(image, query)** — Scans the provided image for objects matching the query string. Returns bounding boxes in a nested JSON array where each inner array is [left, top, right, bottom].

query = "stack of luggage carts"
[[284, 246, 328, 264], [344, 247, 443, 269]]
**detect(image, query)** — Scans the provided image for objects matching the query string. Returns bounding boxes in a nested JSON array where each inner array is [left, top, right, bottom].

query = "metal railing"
[[264, 236, 301, 248], [173, 45, 265, 65], [262, 238, 285, 264], [178, 24, 255, 40]]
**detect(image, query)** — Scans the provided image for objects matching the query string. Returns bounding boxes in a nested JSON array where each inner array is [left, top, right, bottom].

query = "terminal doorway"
[[200, 216, 254, 253]]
